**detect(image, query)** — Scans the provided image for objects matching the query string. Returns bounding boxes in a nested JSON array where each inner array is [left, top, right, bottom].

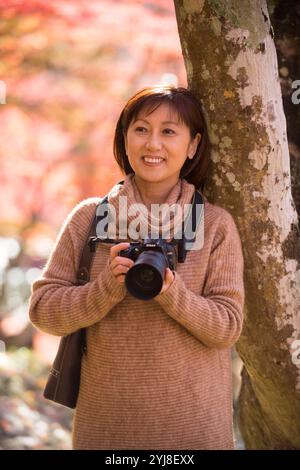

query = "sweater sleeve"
[[28, 202, 127, 337], [155, 211, 244, 349]]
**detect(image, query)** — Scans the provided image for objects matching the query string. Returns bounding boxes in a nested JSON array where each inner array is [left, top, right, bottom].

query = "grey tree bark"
[[268, 0, 300, 217], [174, 0, 300, 449]]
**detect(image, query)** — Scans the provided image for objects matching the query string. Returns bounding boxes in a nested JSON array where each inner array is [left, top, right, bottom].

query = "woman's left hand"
[[158, 268, 175, 295]]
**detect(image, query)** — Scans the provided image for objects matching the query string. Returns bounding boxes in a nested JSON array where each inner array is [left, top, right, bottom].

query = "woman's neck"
[[133, 175, 179, 208]]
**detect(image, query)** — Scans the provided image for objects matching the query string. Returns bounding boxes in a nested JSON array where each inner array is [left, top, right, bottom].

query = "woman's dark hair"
[[113, 85, 211, 190]]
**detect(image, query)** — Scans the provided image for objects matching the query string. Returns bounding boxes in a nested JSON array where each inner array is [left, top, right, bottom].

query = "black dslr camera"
[[120, 238, 177, 301]]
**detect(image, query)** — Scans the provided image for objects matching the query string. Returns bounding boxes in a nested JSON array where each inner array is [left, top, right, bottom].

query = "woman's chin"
[[135, 173, 166, 184], [134, 167, 165, 180]]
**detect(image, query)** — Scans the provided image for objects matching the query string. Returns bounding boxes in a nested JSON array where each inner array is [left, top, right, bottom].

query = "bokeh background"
[[0, 0, 243, 450]]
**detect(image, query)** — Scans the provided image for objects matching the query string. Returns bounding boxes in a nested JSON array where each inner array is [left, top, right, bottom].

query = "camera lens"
[[137, 267, 155, 285], [125, 250, 166, 300]]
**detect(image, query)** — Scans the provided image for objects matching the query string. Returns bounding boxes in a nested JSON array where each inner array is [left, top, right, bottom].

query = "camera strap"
[[175, 189, 204, 262]]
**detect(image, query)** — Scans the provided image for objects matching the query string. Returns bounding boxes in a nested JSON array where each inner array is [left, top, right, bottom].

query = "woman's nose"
[[145, 132, 162, 151]]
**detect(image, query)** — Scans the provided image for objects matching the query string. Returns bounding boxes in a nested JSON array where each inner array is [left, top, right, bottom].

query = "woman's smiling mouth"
[[142, 156, 165, 166]]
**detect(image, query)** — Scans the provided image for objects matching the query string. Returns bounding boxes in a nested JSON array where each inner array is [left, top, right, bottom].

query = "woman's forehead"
[[136, 102, 183, 123]]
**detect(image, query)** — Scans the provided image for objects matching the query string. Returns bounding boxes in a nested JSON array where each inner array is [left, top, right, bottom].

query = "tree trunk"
[[268, 0, 300, 217], [174, 0, 300, 449]]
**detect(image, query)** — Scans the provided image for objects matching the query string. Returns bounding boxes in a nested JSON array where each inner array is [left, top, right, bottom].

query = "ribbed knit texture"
[[105, 174, 195, 241], [28, 175, 244, 450]]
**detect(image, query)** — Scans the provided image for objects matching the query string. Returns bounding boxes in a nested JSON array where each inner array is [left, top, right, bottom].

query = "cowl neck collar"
[[105, 173, 196, 242]]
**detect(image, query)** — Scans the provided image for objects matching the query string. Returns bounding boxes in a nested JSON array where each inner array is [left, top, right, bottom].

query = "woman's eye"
[[134, 127, 175, 135]]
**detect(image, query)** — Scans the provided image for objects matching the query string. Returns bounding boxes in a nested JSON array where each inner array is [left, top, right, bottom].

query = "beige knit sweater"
[[29, 175, 244, 450]]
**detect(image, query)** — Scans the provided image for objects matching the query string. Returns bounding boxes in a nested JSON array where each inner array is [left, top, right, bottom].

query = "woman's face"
[[124, 103, 201, 187]]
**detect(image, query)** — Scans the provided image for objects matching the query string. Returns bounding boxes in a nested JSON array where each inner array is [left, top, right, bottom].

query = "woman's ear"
[[188, 132, 201, 159]]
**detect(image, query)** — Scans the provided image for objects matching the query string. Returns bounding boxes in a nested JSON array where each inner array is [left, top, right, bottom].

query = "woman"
[[29, 85, 244, 450]]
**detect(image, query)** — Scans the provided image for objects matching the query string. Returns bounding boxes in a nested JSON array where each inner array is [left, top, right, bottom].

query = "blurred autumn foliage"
[[0, 0, 186, 237]]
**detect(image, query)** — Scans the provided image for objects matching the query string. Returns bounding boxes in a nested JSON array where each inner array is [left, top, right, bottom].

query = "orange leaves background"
[[0, 0, 186, 241]]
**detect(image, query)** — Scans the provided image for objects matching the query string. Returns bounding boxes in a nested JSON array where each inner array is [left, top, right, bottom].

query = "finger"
[[115, 274, 126, 284], [112, 264, 132, 276], [110, 242, 130, 260], [116, 256, 135, 267], [166, 268, 174, 280], [110, 256, 134, 269]]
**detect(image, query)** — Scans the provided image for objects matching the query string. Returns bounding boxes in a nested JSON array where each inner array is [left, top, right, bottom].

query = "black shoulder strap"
[[75, 196, 109, 285], [177, 189, 204, 262], [188, 189, 204, 238]]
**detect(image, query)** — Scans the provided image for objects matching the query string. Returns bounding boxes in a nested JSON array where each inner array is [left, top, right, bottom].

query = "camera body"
[[119, 238, 177, 300], [120, 238, 177, 271]]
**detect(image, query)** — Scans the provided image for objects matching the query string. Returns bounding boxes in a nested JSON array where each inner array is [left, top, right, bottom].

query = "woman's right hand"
[[109, 242, 135, 284]]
